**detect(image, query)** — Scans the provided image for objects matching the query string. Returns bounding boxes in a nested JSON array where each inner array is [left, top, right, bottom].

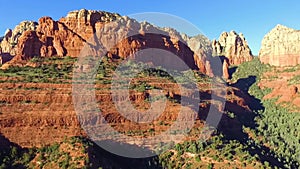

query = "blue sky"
[[0, 0, 299, 55]]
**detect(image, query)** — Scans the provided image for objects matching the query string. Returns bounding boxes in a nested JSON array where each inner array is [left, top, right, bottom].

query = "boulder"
[[290, 85, 298, 96], [259, 24, 300, 66]]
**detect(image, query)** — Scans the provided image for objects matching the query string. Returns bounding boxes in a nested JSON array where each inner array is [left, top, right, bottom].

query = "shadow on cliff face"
[[0, 133, 19, 149], [0, 53, 14, 64], [88, 140, 162, 169], [0, 132, 162, 169], [169, 75, 285, 168], [104, 32, 209, 74], [167, 77, 285, 168], [208, 55, 228, 77], [231, 76, 264, 112], [221, 76, 261, 138], [0, 133, 30, 169], [228, 66, 237, 79]]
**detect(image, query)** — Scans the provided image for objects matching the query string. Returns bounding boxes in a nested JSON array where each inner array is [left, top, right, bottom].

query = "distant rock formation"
[[2, 9, 220, 76], [259, 24, 300, 66], [181, 33, 213, 75], [212, 31, 253, 65], [0, 21, 37, 56], [12, 10, 121, 61], [0, 21, 37, 64]]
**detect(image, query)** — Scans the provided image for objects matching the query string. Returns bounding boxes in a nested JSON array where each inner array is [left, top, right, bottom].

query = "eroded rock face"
[[61, 9, 121, 39], [91, 18, 209, 72], [7, 9, 121, 64], [0, 9, 118, 64], [4, 9, 217, 75], [15, 31, 42, 60], [222, 58, 229, 79], [0, 21, 38, 56], [184, 34, 213, 75], [212, 31, 253, 65], [259, 24, 300, 66]]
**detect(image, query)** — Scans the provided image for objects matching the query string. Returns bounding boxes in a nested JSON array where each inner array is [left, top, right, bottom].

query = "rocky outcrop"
[[259, 24, 300, 66], [91, 18, 210, 72], [10, 10, 121, 62], [290, 85, 298, 96], [0, 9, 121, 65], [0, 21, 37, 56], [183, 34, 213, 75], [61, 9, 120, 39], [222, 58, 229, 79], [212, 31, 253, 65], [4, 9, 218, 76]]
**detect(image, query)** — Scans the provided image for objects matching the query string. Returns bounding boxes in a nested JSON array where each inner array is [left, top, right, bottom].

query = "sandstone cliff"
[[259, 24, 300, 66], [0, 21, 37, 56], [1, 9, 219, 76], [183, 34, 213, 75], [9, 10, 121, 62], [212, 31, 253, 65]]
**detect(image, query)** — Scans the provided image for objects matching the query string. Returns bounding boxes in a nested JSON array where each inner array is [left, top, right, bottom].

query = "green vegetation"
[[288, 74, 300, 85], [232, 58, 300, 168], [2, 55, 300, 168], [0, 145, 35, 168], [158, 58, 300, 168], [129, 81, 156, 92], [159, 134, 266, 168], [113, 59, 211, 84], [36, 136, 90, 169], [0, 136, 92, 169], [0, 56, 76, 83], [231, 57, 272, 83], [281, 65, 300, 73], [0, 56, 211, 89]]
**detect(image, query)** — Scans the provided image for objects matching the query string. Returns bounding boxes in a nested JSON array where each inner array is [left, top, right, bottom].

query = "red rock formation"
[[4, 9, 215, 75], [18, 17, 83, 58], [212, 31, 253, 65], [7, 10, 121, 63], [223, 58, 229, 79], [15, 31, 42, 60], [0, 21, 38, 58]]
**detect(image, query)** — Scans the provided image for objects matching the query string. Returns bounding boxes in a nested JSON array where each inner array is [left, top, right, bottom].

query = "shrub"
[[207, 163, 213, 169]]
